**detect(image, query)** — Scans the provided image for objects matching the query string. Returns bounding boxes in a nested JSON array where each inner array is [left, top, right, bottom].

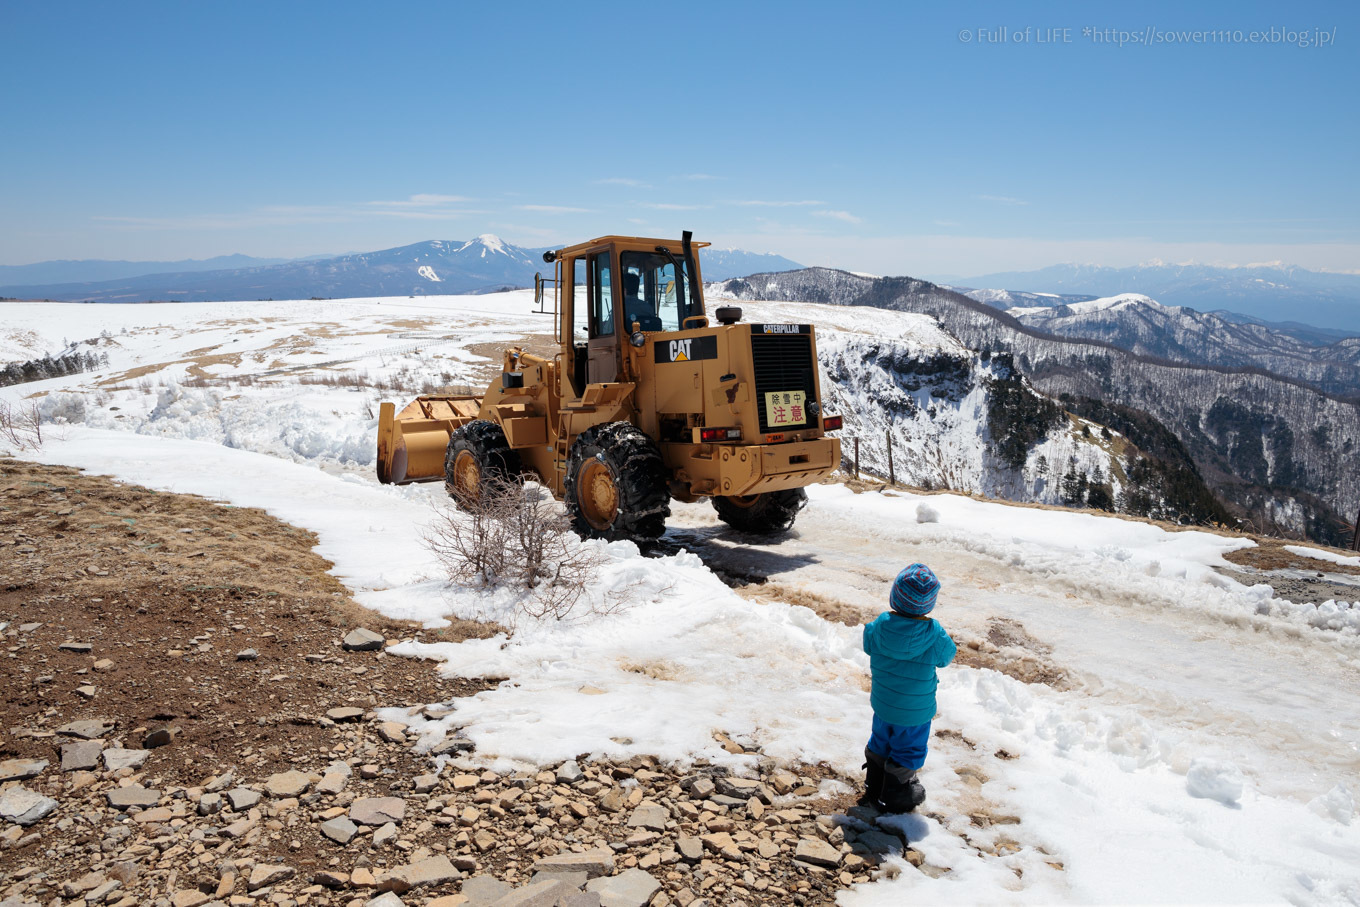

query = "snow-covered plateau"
[[3, 293, 1359, 904]]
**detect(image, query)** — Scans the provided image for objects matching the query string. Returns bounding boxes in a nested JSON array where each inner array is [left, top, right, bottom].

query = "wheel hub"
[[453, 449, 481, 502], [578, 459, 619, 530]]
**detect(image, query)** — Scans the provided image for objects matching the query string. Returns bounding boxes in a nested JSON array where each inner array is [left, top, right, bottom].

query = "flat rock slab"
[[326, 707, 365, 722], [460, 874, 513, 905], [365, 893, 404, 907], [530, 849, 615, 879], [489, 879, 573, 907], [317, 772, 349, 795], [58, 718, 115, 738], [102, 748, 149, 771], [319, 816, 358, 844], [625, 804, 667, 832], [351, 796, 405, 826], [584, 869, 660, 907], [0, 786, 58, 826], [529, 871, 588, 890], [61, 740, 103, 772], [264, 769, 313, 797], [0, 758, 48, 782], [247, 864, 296, 891], [558, 893, 602, 907], [58, 641, 93, 653], [106, 786, 160, 809], [794, 837, 842, 868], [225, 787, 262, 810], [133, 806, 174, 824], [342, 628, 385, 651], [377, 856, 461, 893]]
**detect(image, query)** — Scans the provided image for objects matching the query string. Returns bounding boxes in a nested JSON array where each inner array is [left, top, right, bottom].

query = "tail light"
[[699, 427, 742, 442], [822, 416, 843, 431]]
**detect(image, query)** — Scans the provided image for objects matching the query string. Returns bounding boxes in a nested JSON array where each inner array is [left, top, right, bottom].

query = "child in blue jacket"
[[860, 563, 957, 813]]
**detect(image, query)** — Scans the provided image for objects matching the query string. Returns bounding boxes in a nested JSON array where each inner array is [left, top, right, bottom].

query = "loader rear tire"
[[712, 488, 807, 534], [445, 419, 522, 510], [565, 422, 670, 540]]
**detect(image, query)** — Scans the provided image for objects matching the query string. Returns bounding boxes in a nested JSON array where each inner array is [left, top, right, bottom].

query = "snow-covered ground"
[[4, 294, 1359, 904]]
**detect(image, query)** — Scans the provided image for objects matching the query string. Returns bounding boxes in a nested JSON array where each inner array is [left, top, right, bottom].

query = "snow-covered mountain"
[[947, 287, 1097, 310], [733, 300, 1228, 526], [999, 293, 1360, 397], [949, 261, 1360, 332], [697, 248, 802, 281], [0, 236, 802, 302], [714, 268, 1360, 544]]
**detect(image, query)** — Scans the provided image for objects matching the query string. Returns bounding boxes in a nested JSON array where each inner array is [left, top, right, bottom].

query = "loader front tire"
[[565, 423, 670, 540], [445, 420, 522, 509], [712, 488, 807, 534]]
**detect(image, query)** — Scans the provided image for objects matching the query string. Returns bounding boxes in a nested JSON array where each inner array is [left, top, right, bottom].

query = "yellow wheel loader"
[[375, 232, 843, 540]]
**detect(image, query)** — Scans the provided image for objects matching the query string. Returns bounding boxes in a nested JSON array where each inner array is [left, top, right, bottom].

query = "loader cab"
[[549, 234, 708, 399]]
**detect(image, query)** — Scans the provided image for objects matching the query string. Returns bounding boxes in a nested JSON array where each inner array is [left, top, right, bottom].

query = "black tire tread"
[[712, 488, 807, 534], [444, 419, 522, 508], [564, 422, 670, 540]]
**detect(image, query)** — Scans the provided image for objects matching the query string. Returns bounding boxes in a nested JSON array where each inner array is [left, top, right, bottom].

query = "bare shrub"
[[0, 400, 44, 451], [425, 479, 617, 622]]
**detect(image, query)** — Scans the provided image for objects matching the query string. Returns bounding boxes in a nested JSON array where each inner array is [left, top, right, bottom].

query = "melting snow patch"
[[915, 502, 940, 524], [1185, 758, 1244, 805], [418, 265, 441, 282], [1309, 784, 1355, 825]]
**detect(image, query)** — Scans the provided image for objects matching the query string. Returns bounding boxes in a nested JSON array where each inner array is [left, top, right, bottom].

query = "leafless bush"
[[425, 479, 616, 622], [0, 400, 44, 451]]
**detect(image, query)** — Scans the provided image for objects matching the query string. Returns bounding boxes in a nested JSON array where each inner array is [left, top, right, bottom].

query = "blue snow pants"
[[867, 714, 931, 771]]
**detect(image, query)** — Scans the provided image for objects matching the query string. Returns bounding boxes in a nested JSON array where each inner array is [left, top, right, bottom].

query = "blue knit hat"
[[891, 563, 940, 615]]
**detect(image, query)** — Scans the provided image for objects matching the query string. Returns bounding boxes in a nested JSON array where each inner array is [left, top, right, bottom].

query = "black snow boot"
[[881, 764, 927, 814], [858, 747, 886, 809]]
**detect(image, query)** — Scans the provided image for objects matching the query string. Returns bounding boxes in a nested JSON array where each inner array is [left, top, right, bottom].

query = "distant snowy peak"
[[1050, 293, 1164, 315], [459, 234, 509, 256], [951, 261, 1360, 331]]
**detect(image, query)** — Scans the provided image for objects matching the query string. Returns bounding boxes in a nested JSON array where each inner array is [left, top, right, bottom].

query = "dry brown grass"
[[1223, 538, 1360, 575]]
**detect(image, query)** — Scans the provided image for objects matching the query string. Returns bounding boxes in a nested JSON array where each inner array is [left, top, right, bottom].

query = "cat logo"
[[653, 335, 717, 364]]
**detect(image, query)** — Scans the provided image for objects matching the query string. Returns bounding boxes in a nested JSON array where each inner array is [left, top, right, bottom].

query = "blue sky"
[[2, 0, 1356, 277]]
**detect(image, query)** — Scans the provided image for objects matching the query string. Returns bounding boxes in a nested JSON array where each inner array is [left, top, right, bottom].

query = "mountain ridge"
[[0, 237, 802, 302], [946, 261, 1360, 331], [712, 267, 1360, 544]]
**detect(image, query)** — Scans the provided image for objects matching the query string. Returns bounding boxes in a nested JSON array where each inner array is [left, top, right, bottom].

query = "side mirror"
[[534, 272, 543, 308]]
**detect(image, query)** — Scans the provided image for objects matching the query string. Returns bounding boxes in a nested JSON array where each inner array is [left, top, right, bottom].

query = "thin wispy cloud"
[[814, 209, 863, 224], [367, 194, 473, 208], [976, 194, 1028, 206], [678, 173, 719, 181], [595, 178, 651, 188], [733, 200, 824, 207], [516, 204, 592, 214], [640, 203, 709, 211], [92, 199, 490, 230]]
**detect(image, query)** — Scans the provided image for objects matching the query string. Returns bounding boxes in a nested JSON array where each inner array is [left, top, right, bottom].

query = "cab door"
[[585, 250, 619, 384]]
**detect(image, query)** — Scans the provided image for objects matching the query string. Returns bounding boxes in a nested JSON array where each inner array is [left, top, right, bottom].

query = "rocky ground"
[[1, 461, 930, 907]]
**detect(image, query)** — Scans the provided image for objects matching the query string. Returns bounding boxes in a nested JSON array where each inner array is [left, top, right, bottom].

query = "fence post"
[[886, 428, 895, 486], [853, 437, 860, 480]]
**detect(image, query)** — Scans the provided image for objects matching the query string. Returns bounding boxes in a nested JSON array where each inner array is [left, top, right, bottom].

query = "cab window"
[[572, 258, 588, 340], [591, 253, 614, 336], [620, 250, 698, 332]]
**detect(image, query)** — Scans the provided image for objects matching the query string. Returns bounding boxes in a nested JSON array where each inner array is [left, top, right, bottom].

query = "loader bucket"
[[375, 395, 482, 484]]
